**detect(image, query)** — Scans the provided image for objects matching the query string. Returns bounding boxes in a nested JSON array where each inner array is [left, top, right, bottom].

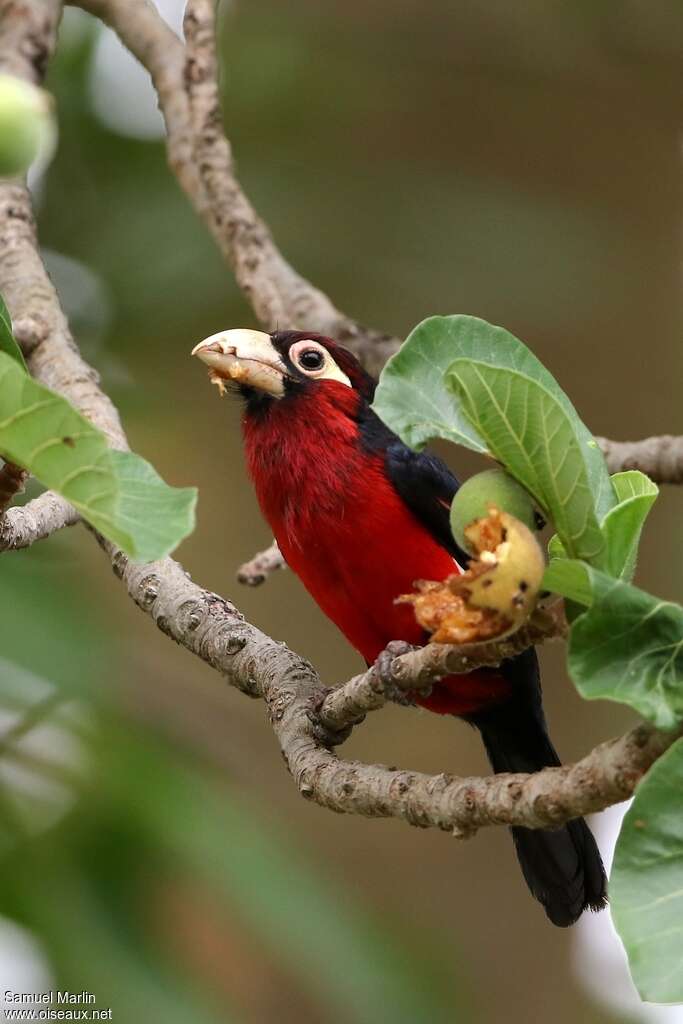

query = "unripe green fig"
[[0, 74, 54, 178], [450, 468, 538, 552]]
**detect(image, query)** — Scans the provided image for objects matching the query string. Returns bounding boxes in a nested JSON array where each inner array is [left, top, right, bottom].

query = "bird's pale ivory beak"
[[191, 329, 288, 397]]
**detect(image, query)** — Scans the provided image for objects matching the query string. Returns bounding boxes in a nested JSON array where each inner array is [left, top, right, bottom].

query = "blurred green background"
[[1, 1, 682, 1021]]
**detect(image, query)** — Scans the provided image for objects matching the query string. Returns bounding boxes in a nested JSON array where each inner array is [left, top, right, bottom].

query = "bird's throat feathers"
[[243, 381, 384, 547]]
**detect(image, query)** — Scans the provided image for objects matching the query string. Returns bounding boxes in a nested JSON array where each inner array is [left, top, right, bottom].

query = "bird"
[[192, 326, 608, 926]]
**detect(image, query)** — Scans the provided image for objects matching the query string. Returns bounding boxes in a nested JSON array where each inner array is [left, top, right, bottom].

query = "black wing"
[[356, 402, 468, 563], [384, 440, 470, 565]]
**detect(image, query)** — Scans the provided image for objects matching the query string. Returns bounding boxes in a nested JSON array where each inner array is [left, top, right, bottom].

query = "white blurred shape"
[[574, 803, 683, 1020], [0, 917, 53, 1003], [27, 8, 92, 202], [39, 250, 131, 387], [41, 249, 112, 342], [88, 0, 186, 139], [0, 657, 89, 839], [25, 118, 58, 200]]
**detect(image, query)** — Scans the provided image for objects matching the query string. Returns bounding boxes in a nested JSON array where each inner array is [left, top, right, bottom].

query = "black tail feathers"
[[470, 649, 608, 928], [510, 817, 607, 927]]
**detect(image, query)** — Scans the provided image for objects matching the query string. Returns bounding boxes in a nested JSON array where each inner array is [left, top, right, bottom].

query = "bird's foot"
[[374, 641, 419, 706], [306, 687, 354, 747]]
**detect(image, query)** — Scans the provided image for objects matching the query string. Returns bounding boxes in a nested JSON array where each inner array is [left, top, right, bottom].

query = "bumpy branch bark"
[[0, 0, 59, 82], [0, 490, 78, 551], [1, 0, 680, 842]]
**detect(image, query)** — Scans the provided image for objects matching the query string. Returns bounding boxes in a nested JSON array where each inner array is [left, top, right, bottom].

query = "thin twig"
[[392, 607, 567, 688], [0, 490, 78, 551], [236, 540, 285, 586]]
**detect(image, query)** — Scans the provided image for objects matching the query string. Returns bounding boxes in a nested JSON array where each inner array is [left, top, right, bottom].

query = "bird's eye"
[[287, 338, 351, 387], [297, 348, 324, 370]]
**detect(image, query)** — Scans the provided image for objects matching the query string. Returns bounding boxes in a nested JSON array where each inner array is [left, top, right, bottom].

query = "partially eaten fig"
[[399, 505, 545, 644]]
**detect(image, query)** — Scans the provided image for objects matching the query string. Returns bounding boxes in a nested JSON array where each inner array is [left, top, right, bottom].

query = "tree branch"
[[597, 435, 683, 485], [318, 608, 565, 735], [97, 540, 683, 838], [289, 721, 681, 840], [1, 0, 679, 848], [0, 175, 126, 550], [0, 181, 127, 448], [0, 490, 78, 551], [0, 0, 60, 82], [75, 0, 397, 377]]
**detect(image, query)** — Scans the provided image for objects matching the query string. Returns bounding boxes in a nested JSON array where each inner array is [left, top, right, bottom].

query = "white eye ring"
[[289, 340, 328, 376], [288, 340, 352, 388]]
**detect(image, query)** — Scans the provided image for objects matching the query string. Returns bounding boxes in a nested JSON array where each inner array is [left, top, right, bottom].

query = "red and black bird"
[[192, 327, 607, 926]]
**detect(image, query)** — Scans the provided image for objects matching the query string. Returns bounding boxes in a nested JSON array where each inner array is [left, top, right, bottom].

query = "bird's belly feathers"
[[268, 453, 453, 660], [279, 508, 511, 715]]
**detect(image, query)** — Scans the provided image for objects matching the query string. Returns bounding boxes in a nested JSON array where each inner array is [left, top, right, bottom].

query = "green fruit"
[[0, 74, 54, 177], [450, 468, 538, 552]]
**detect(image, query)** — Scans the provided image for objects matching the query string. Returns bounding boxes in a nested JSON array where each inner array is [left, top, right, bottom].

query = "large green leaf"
[[612, 739, 683, 1004], [0, 294, 26, 370], [373, 315, 615, 521], [447, 359, 605, 563], [372, 315, 488, 453], [571, 578, 683, 729], [0, 351, 196, 561], [601, 471, 658, 581], [545, 560, 683, 729]]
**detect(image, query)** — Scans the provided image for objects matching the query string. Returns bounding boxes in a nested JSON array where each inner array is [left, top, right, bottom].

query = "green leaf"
[[372, 315, 488, 454], [601, 471, 658, 581], [105, 450, 197, 562], [373, 315, 615, 521], [447, 358, 605, 563], [0, 351, 196, 561], [570, 580, 683, 729], [612, 739, 683, 1004], [543, 560, 683, 728], [548, 471, 657, 580], [542, 558, 593, 606], [546, 533, 565, 561], [0, 293, 27, 370], [571, 568, 683, 729]]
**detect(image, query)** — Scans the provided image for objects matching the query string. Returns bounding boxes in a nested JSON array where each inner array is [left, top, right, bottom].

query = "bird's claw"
[[306, 687, 354, 747], [374, 641, 419, 706]]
